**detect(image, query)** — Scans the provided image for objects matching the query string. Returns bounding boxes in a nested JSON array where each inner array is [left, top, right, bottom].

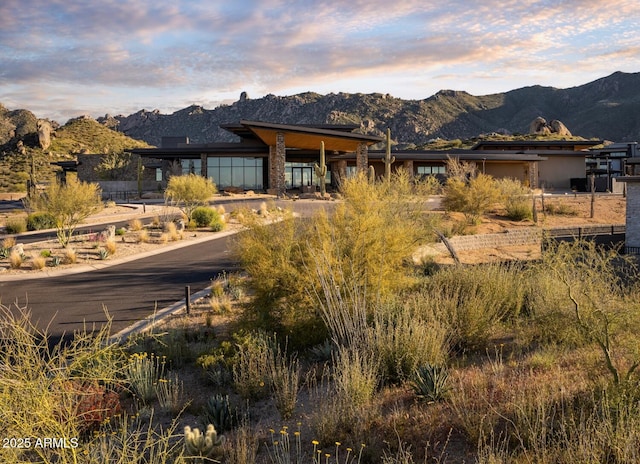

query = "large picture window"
[[206, 157, 264, 189]]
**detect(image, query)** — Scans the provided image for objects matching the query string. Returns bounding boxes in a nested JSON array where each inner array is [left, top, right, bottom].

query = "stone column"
[[268, 132, 286, 196], [356, 142, 368, 174]]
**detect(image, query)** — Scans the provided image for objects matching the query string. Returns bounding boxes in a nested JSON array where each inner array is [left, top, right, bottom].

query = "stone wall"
[[447, 228, 543, 251]]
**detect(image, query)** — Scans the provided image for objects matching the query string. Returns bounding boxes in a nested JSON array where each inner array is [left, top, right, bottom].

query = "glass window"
[[218, 167, 232, 187], [155, 168, 163, 182], [232, 169, 244, 187]]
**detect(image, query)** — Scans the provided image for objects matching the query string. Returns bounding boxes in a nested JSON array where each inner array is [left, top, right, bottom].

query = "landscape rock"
[[37, 119, 53, 150], [10, 243, 24, 255], [529, 117, 572, 136], [98, 225, 116, 242]]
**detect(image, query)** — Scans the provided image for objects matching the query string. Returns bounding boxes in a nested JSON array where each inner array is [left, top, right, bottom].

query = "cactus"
[[368, 165, 376, 183], [202, 394, 233, 432], [184, 424, 225, 459], [314, 140, 327, 196], [384, 128, 396, 182]]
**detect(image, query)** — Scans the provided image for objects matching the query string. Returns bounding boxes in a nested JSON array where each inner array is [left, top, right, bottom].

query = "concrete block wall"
[[447, 228, 543, 251]]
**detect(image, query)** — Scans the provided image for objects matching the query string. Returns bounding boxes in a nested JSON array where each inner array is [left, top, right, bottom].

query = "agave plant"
[[411, 363, 449, 403], [201, 394, 233, 432]]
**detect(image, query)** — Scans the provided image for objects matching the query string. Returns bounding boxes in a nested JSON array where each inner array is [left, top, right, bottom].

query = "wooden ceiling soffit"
[[248, 127, 376, 152]]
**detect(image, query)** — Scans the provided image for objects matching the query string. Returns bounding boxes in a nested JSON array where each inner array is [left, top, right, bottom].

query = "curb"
[[108, 286, 212, 344]]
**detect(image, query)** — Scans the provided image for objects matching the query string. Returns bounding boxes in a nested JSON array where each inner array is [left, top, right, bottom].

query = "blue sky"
[[1, 0, 639, 123]]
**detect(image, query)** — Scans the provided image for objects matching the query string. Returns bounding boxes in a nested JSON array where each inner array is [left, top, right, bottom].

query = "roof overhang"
[[239, 120, 384, 152]]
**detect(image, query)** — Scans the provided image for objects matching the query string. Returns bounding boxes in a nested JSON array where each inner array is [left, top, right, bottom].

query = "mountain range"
[[94, 71, 640, 148]]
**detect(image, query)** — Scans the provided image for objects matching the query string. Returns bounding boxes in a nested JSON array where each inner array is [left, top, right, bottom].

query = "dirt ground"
[[431, 194, 626, 264]]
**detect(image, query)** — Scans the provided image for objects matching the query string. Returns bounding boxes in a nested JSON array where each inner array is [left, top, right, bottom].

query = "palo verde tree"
[[164, 173, 217, 222], [541, 240, 640, 387], [25, 178, 102, 247]]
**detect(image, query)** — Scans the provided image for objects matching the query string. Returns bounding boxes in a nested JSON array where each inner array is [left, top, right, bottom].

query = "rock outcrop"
[[37, 119, 53, 149], [529, 117, 572, 136]]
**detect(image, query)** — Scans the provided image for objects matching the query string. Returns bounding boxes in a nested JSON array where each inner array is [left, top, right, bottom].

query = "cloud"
[[1, 0, 639, 122]]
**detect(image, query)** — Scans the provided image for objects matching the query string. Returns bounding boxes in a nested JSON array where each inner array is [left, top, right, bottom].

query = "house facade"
[[69, 121, 605, 195]]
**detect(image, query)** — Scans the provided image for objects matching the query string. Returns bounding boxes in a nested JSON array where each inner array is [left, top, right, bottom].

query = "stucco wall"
[[538, 156, 585, 190], [626, 182, 640, 249]]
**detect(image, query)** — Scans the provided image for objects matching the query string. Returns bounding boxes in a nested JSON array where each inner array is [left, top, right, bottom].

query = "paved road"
[[1, 199, 334, 339], [1, 234, 237, 338]]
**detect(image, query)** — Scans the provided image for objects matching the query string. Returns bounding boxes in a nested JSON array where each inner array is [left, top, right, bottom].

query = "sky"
[[1, 0, 639, 124]]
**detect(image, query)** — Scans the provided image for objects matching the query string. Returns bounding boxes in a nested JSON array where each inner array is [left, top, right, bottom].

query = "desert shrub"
[[164, 173, 217, 222], [137, 229, 149, 243], [192, 206, 216, 227], [31, 254, 46, 270], [332, 346, 379, 409], [268, 340, 300, 420], [5, 217, 26, 234], [63, 248, 77, 264], [419, 262, 526, 350], [232, 213, 324, 348], [2, 236, 16, 248], [234, 173, 437, 350], [496, 177, 532, 220], [23, 178, 102, 247], [534, 240, 640, 386], [155, 372, 184, 414], [369, 303, 450, 384], [164, 221, 182, 241], [210, 215, 225, 232], [231, 331, 272, 401], [442, 173, 500, 224], [129, 218, 143, 231], [545, 201, 579, 216], [105, 239, 117, 255], [0, 305, 127, 463], [26, 211, 56, 231], [126, 352, 166, 404], [9, 250, 23, 268]]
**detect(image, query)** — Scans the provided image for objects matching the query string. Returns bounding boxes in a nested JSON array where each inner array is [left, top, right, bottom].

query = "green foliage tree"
[[94, 152, 137, 181], [164, 174, 217, 222], [24, 178, 102, 247]]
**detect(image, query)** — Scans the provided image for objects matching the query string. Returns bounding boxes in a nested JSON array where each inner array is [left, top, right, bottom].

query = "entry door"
[[291, 167, 313, 188]]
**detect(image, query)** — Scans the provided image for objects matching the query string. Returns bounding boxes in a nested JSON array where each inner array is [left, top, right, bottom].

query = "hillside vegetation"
[[0, 115, 151, 192]]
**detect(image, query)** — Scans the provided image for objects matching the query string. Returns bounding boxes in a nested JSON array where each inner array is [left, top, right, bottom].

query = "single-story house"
[[68, 120, 605, 194]]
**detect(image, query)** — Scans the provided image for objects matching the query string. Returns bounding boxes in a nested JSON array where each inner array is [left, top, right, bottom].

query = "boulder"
[[529, 117, 548, 134], [550, 120, 572, 136], [37, 119, 53, 150], [10, 244, 24, 256], [98, 225, 116, 242]]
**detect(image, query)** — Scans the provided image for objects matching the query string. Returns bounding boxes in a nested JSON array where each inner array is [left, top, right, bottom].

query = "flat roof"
[[471, 140, 603, 151]]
